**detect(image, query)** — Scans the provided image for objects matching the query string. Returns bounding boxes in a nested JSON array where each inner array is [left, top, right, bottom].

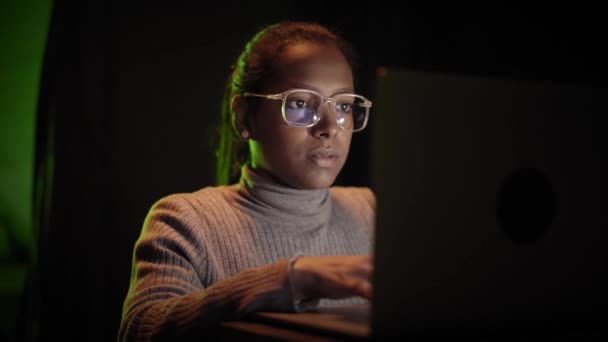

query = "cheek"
[[270, 126, 309, 157], [253, 118, 308, 162], [334, 130, 353, 158], [340, 130, 353, 147]]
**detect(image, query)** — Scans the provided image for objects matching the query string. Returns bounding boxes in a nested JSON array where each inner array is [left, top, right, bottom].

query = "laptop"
[[249, 68, 608, 339]]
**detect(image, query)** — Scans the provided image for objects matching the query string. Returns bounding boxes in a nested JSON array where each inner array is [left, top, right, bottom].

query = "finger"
[[353, 279, 373, 299], [342, 277, 373, 299], [359, 260, 373, 273], [348, 261, 374, 279]]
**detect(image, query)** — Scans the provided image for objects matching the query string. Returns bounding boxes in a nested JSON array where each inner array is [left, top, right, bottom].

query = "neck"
[[237, 164, 331, 222]]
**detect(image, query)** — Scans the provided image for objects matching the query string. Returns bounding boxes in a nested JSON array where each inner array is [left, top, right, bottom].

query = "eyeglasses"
[[243, 88, 372, 132]]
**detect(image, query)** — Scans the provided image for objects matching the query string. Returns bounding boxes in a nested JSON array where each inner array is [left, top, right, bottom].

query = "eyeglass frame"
[[242, 88, 372, 132]]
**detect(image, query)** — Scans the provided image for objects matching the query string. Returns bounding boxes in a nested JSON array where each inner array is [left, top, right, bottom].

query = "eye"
[[286, 99, 308, 109], [336, 102, 353, 113]]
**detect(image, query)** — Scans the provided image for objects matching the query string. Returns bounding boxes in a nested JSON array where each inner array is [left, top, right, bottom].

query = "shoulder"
[[141, 185, 236, 235], [149, 185, 235, 217], [136, 186, 238, 255]]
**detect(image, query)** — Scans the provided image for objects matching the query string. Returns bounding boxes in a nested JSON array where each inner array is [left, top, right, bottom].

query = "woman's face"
[[248, 42, 354, 189]]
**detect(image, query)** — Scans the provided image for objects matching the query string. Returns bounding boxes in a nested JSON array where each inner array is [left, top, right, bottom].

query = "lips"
[[307, 147, 339, 168]]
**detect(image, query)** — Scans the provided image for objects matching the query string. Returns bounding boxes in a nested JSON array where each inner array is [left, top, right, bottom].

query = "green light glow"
[[0, 1, 52, 340], [0, 0, 51, 258]]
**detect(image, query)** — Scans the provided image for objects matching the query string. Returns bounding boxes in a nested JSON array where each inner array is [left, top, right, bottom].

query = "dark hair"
[[215, 21, 359, 185]]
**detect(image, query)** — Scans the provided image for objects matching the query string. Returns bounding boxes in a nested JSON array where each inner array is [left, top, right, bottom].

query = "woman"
[[119, 21, 375, 341]]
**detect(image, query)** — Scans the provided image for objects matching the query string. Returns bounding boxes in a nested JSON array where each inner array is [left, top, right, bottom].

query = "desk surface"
[[222, 304, 370, 341], [222, 321, 346, 342]]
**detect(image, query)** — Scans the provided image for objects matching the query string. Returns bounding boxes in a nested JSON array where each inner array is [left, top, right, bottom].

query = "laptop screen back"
[[370, 68, 608, 338]]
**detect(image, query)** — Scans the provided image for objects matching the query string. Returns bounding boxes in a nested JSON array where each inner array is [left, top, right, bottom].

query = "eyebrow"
[[285, 82, 354, 96]]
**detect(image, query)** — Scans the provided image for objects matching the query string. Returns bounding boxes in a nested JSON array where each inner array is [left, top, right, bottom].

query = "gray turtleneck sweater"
[[119, 165, 375, 341]]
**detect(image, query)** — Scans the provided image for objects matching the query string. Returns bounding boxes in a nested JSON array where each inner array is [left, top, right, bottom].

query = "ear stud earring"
[[241, 130, 249, 139]]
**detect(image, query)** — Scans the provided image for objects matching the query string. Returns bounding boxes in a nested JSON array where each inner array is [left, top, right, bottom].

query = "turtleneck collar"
[[236, 163, 331, 224]]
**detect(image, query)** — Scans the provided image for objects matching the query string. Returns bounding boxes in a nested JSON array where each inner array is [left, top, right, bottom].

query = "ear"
[[231, 94, 250, 139]]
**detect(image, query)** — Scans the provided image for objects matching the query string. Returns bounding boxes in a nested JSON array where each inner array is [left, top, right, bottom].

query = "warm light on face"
[[247, 42, 356, 189]]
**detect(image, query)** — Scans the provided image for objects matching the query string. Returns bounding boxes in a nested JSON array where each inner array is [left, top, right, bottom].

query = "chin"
[[296, 169, 339, 190]]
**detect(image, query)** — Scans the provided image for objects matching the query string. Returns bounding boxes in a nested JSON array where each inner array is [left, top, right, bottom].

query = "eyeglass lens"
[[283, 91, 367, 130]]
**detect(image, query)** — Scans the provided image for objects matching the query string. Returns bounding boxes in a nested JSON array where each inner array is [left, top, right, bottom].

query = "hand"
[[290, 255, 373, 301]]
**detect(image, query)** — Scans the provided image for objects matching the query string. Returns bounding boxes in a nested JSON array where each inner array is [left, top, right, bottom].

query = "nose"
[[310, 102, 341, 139]]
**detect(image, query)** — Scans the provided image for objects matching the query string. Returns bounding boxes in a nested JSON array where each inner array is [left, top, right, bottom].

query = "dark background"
[[21, 1, 607, 341]]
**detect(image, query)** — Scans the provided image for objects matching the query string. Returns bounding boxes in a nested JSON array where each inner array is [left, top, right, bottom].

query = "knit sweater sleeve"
[[118, 194, 295, 341]]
